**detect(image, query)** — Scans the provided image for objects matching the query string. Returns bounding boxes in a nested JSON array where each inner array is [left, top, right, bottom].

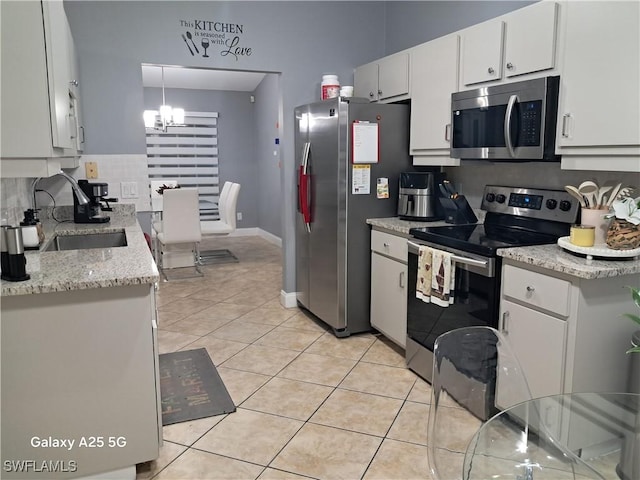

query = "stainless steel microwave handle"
[[407, 241, 488, 268], [504, 94, 518, 158]]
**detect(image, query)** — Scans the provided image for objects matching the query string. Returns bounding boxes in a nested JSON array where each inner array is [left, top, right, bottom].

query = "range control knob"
[[559, 200, 572, 211], [485, 193, 496, 202], [496, 194, 506, 204], [546, 199, 558, 210]]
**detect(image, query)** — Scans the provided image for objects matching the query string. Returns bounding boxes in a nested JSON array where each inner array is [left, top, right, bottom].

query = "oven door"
[[406, 240, 501, 382]]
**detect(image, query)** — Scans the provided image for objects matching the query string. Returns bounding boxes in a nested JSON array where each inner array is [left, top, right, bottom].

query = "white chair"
[[150, 180, 179, 213], [154, 188, 203, 280], [199, 182, 241, 264]]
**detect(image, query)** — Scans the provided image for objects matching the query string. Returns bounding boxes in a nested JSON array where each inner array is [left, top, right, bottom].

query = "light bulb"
[[159, 105, 173, 124], [143, 110, 158, 128], [172, 108, 185, 125]]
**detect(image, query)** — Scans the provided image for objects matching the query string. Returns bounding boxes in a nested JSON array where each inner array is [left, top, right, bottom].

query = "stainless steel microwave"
[[450, 76, 560, 161]]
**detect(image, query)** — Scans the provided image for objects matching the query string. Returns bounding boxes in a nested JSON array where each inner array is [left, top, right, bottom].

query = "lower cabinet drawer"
[[371, 230, 407, 262], [502, 264, 571, 317]]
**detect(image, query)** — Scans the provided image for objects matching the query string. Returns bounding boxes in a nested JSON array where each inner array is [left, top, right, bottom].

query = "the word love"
[[221, 36, 252, 60]]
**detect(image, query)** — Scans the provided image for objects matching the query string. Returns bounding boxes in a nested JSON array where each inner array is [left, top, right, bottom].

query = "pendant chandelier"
[[143, 66, 185, 131]]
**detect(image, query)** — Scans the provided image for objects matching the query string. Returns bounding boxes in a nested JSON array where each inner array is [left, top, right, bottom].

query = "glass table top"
[[463, 392, 640, 480]]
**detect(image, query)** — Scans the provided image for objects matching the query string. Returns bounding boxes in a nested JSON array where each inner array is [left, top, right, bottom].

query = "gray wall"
[[144, 86, 260, 230], [64, 1, 387, 293], [383, 1, 537, 54], [253, 74, 283, 238]]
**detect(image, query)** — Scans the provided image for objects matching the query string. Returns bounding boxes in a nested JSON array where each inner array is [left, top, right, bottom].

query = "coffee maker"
[[73, 180, 116, 224], [397, 172, 444, 221]]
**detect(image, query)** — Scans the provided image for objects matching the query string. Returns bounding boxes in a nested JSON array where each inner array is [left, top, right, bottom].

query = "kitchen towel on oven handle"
[[416, 245, 455, 307]]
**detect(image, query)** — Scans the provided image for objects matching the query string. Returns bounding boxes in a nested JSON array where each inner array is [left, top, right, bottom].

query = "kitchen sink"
[[43, 231, 127, 252]]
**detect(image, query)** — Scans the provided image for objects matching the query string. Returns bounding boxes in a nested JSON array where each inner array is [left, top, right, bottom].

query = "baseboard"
[[280, 290, 298, 309]]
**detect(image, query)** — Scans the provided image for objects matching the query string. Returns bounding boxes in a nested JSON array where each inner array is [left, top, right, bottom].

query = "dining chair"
[[154, 187, 203, 280], [150, 179, 179, 213], [427, 326, 534, 480], [427, 326, 604, 480], [199, 182, 241, 264]]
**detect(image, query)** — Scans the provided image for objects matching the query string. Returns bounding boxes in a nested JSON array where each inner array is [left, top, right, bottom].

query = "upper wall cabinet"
[[410, 34, 460, 166], [556, 1, 640, 171], [0, 1, 82, 176], [460, 1, 558, 88], [354, 52, 410, 103]]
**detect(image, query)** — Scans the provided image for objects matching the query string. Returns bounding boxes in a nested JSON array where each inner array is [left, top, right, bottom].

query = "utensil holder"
[[580, 207, 611, 245]]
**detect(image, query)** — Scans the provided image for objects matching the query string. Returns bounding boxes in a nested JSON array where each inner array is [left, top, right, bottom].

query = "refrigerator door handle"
[[298, 142, 312, 232]]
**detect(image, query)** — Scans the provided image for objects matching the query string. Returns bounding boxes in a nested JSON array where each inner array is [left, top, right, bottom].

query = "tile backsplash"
[[444, 163, 638, 209], [1, 155, 151, 225]]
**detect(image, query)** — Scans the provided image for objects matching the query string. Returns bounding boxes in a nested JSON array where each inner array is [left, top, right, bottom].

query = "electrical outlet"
[[85, 162, 98, 179], [237, 212, 242, 221]]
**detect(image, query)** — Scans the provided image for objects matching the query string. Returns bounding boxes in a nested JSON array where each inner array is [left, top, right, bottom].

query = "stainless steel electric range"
[[405, 185, 580, 383]]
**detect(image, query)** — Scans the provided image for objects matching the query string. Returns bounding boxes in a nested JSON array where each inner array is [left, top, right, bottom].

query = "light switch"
[[121, 182, 138, 199]]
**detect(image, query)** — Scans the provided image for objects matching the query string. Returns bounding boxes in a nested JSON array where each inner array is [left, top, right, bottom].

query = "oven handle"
[[408, 241, 488, 268]]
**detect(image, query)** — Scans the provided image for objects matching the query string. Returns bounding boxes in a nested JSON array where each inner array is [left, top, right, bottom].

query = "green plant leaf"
[[626, 345, 640, 354], [623, 313, 640, 326], [626, 285, 640, 309]]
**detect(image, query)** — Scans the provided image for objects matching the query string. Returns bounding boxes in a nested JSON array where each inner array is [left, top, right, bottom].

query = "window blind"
[[146, 111, 220, 220]]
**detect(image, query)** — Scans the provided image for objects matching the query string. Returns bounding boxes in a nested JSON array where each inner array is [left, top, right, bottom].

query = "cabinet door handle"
[[526, 285, 535, 294], [80, 126, 85, 144], [70, 79, 79, 87], [383, 242, 390, 248], [369, 91, 375, 98], [445, 124, 451, 142], [377, 90, 382, 95], [502, 311, 510, 334], [506, 62, 514, 70], [488, 67, 495, 74], [399, 271, 405, 289], [562, 114, 571, 138]]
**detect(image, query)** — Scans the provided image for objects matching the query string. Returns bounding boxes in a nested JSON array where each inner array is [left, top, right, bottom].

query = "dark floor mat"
[[159, 348, 236, 425]]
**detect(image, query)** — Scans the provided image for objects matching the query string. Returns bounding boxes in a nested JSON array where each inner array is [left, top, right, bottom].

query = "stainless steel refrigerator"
[[295, 97, 411, 337]]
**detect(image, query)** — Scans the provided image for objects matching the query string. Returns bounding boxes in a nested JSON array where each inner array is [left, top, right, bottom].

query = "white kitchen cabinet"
[[354, 52, 410, 103], [498, 261, 638, 401], [498, 299, 566, 404], [1, 284, 161, 478], [370, 229, 407, 348], [499, 261, 639, 452], [556, 0, 640, 171], [460, 1, 558, 87], [0, 0, 81, 176], [409, 34, 461, 166], [460, 20, 505, 86]]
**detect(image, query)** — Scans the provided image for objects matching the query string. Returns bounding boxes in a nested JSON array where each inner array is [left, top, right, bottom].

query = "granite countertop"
[[1, 207, 159, 297], [366, 211, 487, 236], [367, 215, 639, 280], [498, 244, 640, 280]]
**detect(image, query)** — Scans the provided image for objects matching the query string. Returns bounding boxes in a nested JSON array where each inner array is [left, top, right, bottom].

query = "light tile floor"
[[136, 236, 477, 480]]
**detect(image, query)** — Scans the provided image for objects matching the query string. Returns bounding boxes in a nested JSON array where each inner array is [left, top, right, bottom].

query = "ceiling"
[[141, 65, 267, 92]]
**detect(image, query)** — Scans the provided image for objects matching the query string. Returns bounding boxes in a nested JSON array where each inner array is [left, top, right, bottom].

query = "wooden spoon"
[[595, 186, 612, 208], [565, 185, 586, 207], [605, 183, 623, 207], [578, 181, 598, 209]]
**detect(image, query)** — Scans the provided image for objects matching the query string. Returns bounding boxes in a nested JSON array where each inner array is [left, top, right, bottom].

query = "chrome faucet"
[[31, 170, 90, 211]]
